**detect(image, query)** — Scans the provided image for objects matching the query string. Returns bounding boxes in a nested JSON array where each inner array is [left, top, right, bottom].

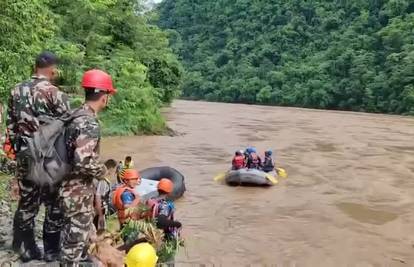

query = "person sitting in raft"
[[112, 169, 141, 228], [94, 159, 118, 230], [244, 147, 251, 160], [116, 156, 134, 183], [246, 147, 262, 169], [231, 150, 245, 170], [262, 150, 275, 173], [145, 179, 182, 239]]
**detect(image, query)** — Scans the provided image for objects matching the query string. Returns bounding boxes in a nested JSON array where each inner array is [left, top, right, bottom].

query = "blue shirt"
[[121, 191, 135, 205]]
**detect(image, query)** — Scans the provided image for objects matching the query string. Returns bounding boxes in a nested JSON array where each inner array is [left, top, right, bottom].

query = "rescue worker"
[[59, 69, 116, 265], [231, 150, 245, 170], [148, 179, 182, 238], [94, 159, 117, 230], [7, 51, 70, 262], [117, 156, 134, 183], [246, 147, 262, 169], [262, 150, 275, 173], [112, 169, 141, 228]]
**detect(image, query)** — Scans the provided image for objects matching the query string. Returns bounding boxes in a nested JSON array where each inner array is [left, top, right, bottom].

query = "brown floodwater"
[[102, 100, 414, 266]]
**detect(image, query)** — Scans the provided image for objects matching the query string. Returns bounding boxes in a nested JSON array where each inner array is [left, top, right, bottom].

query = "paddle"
[[264, 174, 278, 185], [276, 168, 288, 178], [213, 172, 227, 182]]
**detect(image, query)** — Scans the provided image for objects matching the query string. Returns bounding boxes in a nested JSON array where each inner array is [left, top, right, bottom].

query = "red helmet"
[[81, 69, 117, 95]]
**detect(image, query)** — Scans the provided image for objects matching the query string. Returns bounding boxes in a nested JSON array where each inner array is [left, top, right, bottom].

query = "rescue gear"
[[157, 178, 173, 194], [276, 168, 288, 178], [122, 169, 141, 181], [125, 242, 158, 267], [232, 155, 245, 170], [17, 110, 88, 188], [247, 152, 261, 169], [112, 185, 138, 225], [262, 156, 275, 173], [81, 69, 117, 95]]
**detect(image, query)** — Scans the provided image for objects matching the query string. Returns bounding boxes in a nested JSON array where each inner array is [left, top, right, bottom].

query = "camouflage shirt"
[[6, 75, 70, 145], [66, 104, 106, 181]]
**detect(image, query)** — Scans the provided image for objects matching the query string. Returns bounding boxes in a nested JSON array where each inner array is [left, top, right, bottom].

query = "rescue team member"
[[113, 169, 142, 228], [94, 159, 117, 230], [59, 69, 116, 265], [116, 156, 134, 183], [231, 150, 245, 170], [146, 179, 182, 238], [262, 150, 275, 173], [7, 52, 70, 262], [246, 147, 262, 169]]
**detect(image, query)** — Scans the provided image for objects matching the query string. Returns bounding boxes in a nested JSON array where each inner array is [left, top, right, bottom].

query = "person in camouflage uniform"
[[6, 52, 70, 262], [60, 69, 117, 266]]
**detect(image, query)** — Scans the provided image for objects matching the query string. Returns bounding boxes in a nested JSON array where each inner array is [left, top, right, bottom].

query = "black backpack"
[[18, 110, 88, 189]]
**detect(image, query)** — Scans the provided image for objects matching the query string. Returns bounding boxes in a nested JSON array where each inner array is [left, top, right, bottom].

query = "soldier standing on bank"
[[7, 52, 70, 262], [60, 69, 116, 265]]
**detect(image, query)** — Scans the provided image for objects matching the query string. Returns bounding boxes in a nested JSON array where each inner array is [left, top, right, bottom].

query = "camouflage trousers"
[[60, 179, 95, 263], [13, 156, 63, 235]]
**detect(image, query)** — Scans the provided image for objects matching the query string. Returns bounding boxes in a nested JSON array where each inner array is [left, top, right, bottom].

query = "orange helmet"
[[157, 178, 173, 194], [122, 169, 140, 180]]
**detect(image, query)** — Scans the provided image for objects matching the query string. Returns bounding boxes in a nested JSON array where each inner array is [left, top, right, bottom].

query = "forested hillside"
[[158, 0, 414, 114], [0, 0, 182, 135]]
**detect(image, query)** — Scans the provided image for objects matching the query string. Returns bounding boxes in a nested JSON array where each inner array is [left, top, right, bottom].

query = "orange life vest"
[[112, 185, 137, 225]]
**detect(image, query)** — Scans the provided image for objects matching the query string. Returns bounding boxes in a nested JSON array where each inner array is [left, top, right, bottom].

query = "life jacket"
[[262, 156, 275, 172], [117, 160, 135, 181], [121, 160, 134, 169], [232, 155, 245, 169], [112, 185, 137, 225], [248, 152, 260, 169]]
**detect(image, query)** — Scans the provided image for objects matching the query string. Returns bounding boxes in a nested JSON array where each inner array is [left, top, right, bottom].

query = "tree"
[[157, 0, 414, 114]]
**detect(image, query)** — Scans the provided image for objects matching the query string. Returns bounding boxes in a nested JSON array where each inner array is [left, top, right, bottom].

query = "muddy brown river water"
[[102, 100, 414, 266]]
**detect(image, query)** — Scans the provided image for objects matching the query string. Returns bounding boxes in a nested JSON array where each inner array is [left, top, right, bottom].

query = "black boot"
[[12, 228, 23, 253], [43, 231, 61, 262], [20, 229, 42, 262]]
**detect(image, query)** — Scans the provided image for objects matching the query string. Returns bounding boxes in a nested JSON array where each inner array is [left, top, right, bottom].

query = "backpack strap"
[[61, 109, 90, 124]]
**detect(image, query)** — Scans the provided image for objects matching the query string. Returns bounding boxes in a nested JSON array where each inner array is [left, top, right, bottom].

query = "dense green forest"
[[158, 0, 414, 114], [0, 0, 182, 135]]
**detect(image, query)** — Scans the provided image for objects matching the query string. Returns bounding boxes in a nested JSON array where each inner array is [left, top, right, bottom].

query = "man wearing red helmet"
[[59, 69, 116, 265]]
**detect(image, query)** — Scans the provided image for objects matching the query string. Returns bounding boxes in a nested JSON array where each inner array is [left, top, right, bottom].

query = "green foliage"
[[0, 0, 182, 135], [121, 217, 183, 264], [158, 0, 414, 114], [0, 0, 55, 99]]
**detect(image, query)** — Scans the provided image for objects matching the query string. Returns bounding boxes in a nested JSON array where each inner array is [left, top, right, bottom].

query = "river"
[[102, 100, 414, 266]]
